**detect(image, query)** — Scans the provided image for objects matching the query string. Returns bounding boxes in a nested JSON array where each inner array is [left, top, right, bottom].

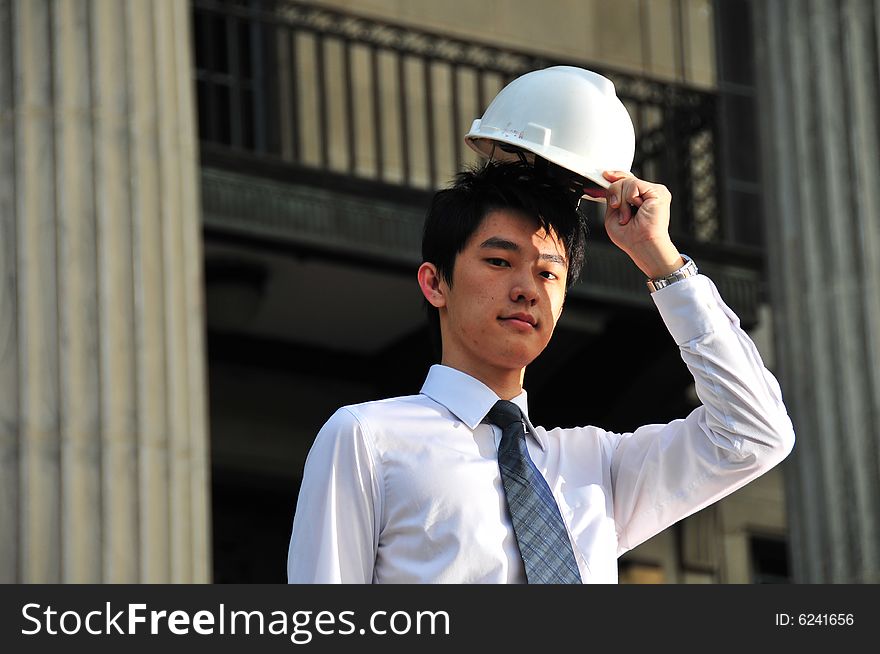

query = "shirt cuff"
[[650, 274, 737, 344]]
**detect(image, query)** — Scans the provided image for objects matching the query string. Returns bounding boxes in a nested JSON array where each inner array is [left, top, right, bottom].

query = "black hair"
[[421, 160, 589, 359]]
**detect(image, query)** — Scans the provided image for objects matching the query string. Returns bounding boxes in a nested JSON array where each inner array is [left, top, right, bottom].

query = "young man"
[[286, 161, 795, 583]]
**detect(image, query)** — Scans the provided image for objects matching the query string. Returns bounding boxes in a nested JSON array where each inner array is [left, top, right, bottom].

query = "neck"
[[439, 355, 525, 400]]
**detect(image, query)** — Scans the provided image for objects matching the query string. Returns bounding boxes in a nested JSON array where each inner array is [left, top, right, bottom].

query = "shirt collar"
[[419, 364, 546, 450]]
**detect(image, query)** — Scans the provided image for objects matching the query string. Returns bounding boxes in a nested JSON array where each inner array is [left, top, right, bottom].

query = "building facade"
[[8, 0, 858, 584]]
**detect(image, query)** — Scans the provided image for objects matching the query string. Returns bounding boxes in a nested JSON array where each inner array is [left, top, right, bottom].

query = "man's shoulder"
[[314, 393, 441, 458], [323, 393, 435, 430]]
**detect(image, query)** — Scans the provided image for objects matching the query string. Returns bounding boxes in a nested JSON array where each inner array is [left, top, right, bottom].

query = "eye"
[[540, 270, 559, 280], [486, 258, 510, 267]]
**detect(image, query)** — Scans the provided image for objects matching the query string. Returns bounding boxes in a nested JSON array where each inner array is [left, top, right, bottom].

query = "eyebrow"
[[479, 237, 567, 267]]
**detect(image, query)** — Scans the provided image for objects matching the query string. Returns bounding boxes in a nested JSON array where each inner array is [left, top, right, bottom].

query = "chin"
[[497, 345, 542, 370]]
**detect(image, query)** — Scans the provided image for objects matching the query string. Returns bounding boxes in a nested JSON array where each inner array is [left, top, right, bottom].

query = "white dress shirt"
[[287, 275, 795, 583]]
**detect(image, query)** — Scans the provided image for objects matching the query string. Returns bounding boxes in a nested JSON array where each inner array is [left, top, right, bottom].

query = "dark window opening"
[[750, 535, 790, 584]]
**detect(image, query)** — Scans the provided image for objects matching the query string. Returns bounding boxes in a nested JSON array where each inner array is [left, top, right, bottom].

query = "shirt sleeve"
[[287, 407, 382, 583], [610, 274, 796, 555]]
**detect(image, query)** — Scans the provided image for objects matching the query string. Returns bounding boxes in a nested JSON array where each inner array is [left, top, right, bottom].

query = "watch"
[[646, 254, 698, 292]]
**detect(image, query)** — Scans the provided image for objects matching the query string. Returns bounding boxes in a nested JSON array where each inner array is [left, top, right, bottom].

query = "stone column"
[[0, 0, 210, 582], [752, 0, 880, 582]]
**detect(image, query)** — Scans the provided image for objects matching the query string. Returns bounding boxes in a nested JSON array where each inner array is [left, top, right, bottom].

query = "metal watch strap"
[[646, 254, 698, 293]]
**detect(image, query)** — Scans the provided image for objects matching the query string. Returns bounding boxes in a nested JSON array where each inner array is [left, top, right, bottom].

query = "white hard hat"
[[465, 66, 635, 201]]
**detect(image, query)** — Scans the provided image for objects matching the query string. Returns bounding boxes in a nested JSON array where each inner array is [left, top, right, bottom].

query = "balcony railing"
[[194, 0, 723, 245]]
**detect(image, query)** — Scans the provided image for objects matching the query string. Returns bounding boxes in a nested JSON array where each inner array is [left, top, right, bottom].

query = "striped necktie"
[[486, 400, 582, 584]]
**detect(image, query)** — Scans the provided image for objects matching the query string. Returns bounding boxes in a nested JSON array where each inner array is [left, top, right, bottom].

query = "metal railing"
[[193, 0, 722, 244]]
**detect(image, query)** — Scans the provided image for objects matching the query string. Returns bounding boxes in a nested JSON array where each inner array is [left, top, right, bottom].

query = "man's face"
[[438, 209, 568, 377]]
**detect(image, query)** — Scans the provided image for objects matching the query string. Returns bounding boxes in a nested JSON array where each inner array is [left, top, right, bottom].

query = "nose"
[[510, 273, 538, 305]]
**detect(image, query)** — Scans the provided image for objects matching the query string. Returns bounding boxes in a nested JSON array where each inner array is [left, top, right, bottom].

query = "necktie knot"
[[485, 400, 524, 430]]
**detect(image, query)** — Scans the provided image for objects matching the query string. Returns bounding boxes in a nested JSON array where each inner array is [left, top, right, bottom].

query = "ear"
[[417, 262, 446, 308]]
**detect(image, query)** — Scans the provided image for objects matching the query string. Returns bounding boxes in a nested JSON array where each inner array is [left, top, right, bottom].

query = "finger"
[[604, 183, 621, 223], [623, 179, 643, 208], [602, 170, 634, 183], [607, 180, 623, 210], [618, 192, 631, 224], [614, 181, 637, 225]]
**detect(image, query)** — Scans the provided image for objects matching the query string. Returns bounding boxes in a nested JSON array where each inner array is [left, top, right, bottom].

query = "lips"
[[499, 313, 537, 329]]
